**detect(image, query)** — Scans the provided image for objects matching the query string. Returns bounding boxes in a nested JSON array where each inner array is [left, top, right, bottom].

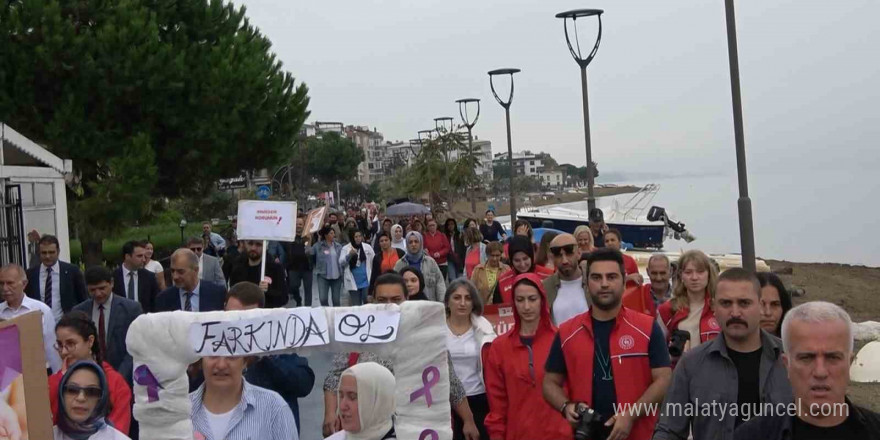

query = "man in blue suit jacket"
[[112, 240, 160, 313], [25, 235, 88, 322], [73, 266, 143, 383], [154, 248, 226, 312]]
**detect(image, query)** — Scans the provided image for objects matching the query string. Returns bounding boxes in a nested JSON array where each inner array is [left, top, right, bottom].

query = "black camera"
[[574, 405, 609, 440], [668, 329, 691, 357]]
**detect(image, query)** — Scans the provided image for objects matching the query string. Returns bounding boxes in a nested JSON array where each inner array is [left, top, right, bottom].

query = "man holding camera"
[[543, 249, 671, 440], [653, 268, 793, 440]]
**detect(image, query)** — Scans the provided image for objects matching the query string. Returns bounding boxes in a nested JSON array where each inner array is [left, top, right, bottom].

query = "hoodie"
[[483, 273, 571, 440]]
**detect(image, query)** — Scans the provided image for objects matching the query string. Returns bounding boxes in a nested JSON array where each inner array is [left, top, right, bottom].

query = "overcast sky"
[[238, 0, 879, 177]]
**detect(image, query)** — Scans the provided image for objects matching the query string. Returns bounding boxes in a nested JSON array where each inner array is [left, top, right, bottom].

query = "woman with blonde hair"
[[462, 227, 486, 279], [572, 225, 595, 256], [658, 250, 720, 358]]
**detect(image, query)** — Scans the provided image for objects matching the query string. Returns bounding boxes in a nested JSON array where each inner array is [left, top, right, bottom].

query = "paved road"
[[289, 275, 349, 440]]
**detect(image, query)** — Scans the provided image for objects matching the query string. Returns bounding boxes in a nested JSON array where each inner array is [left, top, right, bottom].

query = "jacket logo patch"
[[618, 334, 635, 350], [708, 317, 720, 330]]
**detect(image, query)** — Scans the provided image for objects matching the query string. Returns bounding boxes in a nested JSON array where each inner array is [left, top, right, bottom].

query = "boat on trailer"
[[516, 184, 695, 249]]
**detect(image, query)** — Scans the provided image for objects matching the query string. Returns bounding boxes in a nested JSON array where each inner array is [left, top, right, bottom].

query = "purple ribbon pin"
[[409, 366, 440, 407], [134, 365, 163, 403], [418, 429, 439, 440]]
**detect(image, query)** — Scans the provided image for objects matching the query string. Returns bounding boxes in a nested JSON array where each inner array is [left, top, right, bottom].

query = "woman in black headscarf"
[[54, 360, 130, 439]]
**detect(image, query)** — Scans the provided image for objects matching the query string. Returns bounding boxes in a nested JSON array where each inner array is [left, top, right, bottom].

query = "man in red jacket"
[[543, 248, 672, 440], [423, 218, 451, 280]]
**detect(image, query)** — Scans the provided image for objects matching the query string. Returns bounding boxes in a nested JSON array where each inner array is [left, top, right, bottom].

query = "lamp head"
[[487, 68, 521, 76], [554, 9, 604, 19]]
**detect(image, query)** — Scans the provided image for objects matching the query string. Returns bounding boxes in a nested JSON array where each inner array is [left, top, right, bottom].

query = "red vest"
[[557, 307, 659, 440], [622, 284, 657, 317], [497, 265, 555, 303], [658, 293, 720, 344]]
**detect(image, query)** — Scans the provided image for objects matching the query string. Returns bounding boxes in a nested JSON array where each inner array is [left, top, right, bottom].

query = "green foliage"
[[560, 162, 599, 184], [303, 132, 364, 185], [69, 221, 220, 264], [0, 0, 310, 262]]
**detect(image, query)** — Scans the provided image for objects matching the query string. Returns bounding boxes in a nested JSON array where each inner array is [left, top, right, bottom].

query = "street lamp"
[[722, 0, 756, 272], [434, 117, 455, 205], [456, 98, 481, 213], [434, 117, 454, 135], [488, 68, 521, 224], [179, 219, 187, 245], [555, 9, 603, 212]]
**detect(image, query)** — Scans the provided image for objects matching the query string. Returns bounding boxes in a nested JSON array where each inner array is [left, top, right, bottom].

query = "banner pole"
[[261, 239, 268, 281]]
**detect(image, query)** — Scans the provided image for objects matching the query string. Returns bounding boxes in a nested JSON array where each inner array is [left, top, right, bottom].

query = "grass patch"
[[70, 221, 233, 265]]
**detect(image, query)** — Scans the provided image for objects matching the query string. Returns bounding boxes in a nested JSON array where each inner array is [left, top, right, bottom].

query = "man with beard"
[[653, 268, 793, 440], [228, 240, 288, 308], [544, 248, 671, 440], [542, 233, 589, 326]]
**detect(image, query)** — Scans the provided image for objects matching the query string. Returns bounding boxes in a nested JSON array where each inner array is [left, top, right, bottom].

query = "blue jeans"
[[447, 261, 461, 282], [316, 276, 343, 307], [349, 287, 369, 306]]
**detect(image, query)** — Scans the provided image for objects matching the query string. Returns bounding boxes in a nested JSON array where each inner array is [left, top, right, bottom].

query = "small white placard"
[[189, 308, 329, 356], [334, 310, 400, 344], [236, 200, 298, 241]]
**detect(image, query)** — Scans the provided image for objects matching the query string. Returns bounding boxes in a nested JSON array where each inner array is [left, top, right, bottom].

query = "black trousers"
[[453, 393, 489, 440]]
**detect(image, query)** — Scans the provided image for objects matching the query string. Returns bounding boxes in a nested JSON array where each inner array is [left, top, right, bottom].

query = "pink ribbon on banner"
[[409, 366, 440, 407], [134, 365, 163, 403]]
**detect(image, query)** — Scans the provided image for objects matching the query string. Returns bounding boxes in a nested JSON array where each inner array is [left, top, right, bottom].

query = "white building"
[[538, 170, 565, 190], [0, 123, 73, 264], [492, 152, 543, 176]]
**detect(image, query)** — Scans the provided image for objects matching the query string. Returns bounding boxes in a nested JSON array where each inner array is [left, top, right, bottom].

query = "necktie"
[[44, 266, 53, 307], [184, 291, 193, 312], [127, 272, 135, 300], [98, 304, 107, 357]]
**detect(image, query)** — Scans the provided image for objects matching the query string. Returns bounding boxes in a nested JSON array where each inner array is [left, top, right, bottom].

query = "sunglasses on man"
[[549, 244, 577, 257]]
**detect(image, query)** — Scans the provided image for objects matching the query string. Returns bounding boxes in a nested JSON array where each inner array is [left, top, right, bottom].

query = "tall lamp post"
[[555, 9, 603, 212], [722, 0, 756, 272], [456, 98, 481, 214], [434, 116, 455, 207], [488, 68, 521, 224]]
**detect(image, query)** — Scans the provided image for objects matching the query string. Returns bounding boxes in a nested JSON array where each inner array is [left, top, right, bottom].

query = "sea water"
[[503, 170, 880, 267]]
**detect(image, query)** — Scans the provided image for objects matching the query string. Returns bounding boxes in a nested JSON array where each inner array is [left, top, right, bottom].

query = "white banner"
[[333, 309, 400, 344], [189, 308, 329, 356], [236, 200, 298, 241]]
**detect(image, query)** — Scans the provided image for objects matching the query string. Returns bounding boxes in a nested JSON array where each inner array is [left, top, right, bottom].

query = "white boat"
[[516, 184, 696, 249]]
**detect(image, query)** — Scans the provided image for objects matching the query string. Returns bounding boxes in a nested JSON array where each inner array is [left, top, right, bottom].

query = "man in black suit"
[[113, 240, 159, 313], [73, 266, 142, 383], [154, 248, 226, 312], [25, 234, 88, 322]]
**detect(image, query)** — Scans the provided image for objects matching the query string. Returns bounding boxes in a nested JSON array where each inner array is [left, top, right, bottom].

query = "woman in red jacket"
[[483, 273, 571, 440], [658, 250, 720, 360], [49, 311, 132, 435], [492, 236, 555, 304]]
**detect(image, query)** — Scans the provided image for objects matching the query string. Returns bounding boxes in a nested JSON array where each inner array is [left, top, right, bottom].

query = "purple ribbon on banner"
[[409, 365, 440, 407], [419, 429, 439, 440], [134, 365, 163, 403]]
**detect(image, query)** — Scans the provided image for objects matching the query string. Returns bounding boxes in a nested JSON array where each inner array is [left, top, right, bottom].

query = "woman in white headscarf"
[[390, 224, 406, 252], [325, 362, 396, 440]]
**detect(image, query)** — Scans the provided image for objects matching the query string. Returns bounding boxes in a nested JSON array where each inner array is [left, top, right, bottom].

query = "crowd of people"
[[0, 204, 877, 440]]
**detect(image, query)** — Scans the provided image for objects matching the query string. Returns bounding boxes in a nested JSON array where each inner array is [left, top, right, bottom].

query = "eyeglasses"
[[54, 341, 80, 353], [63, 384, 103, 400], [549, 244, 577, 257]]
